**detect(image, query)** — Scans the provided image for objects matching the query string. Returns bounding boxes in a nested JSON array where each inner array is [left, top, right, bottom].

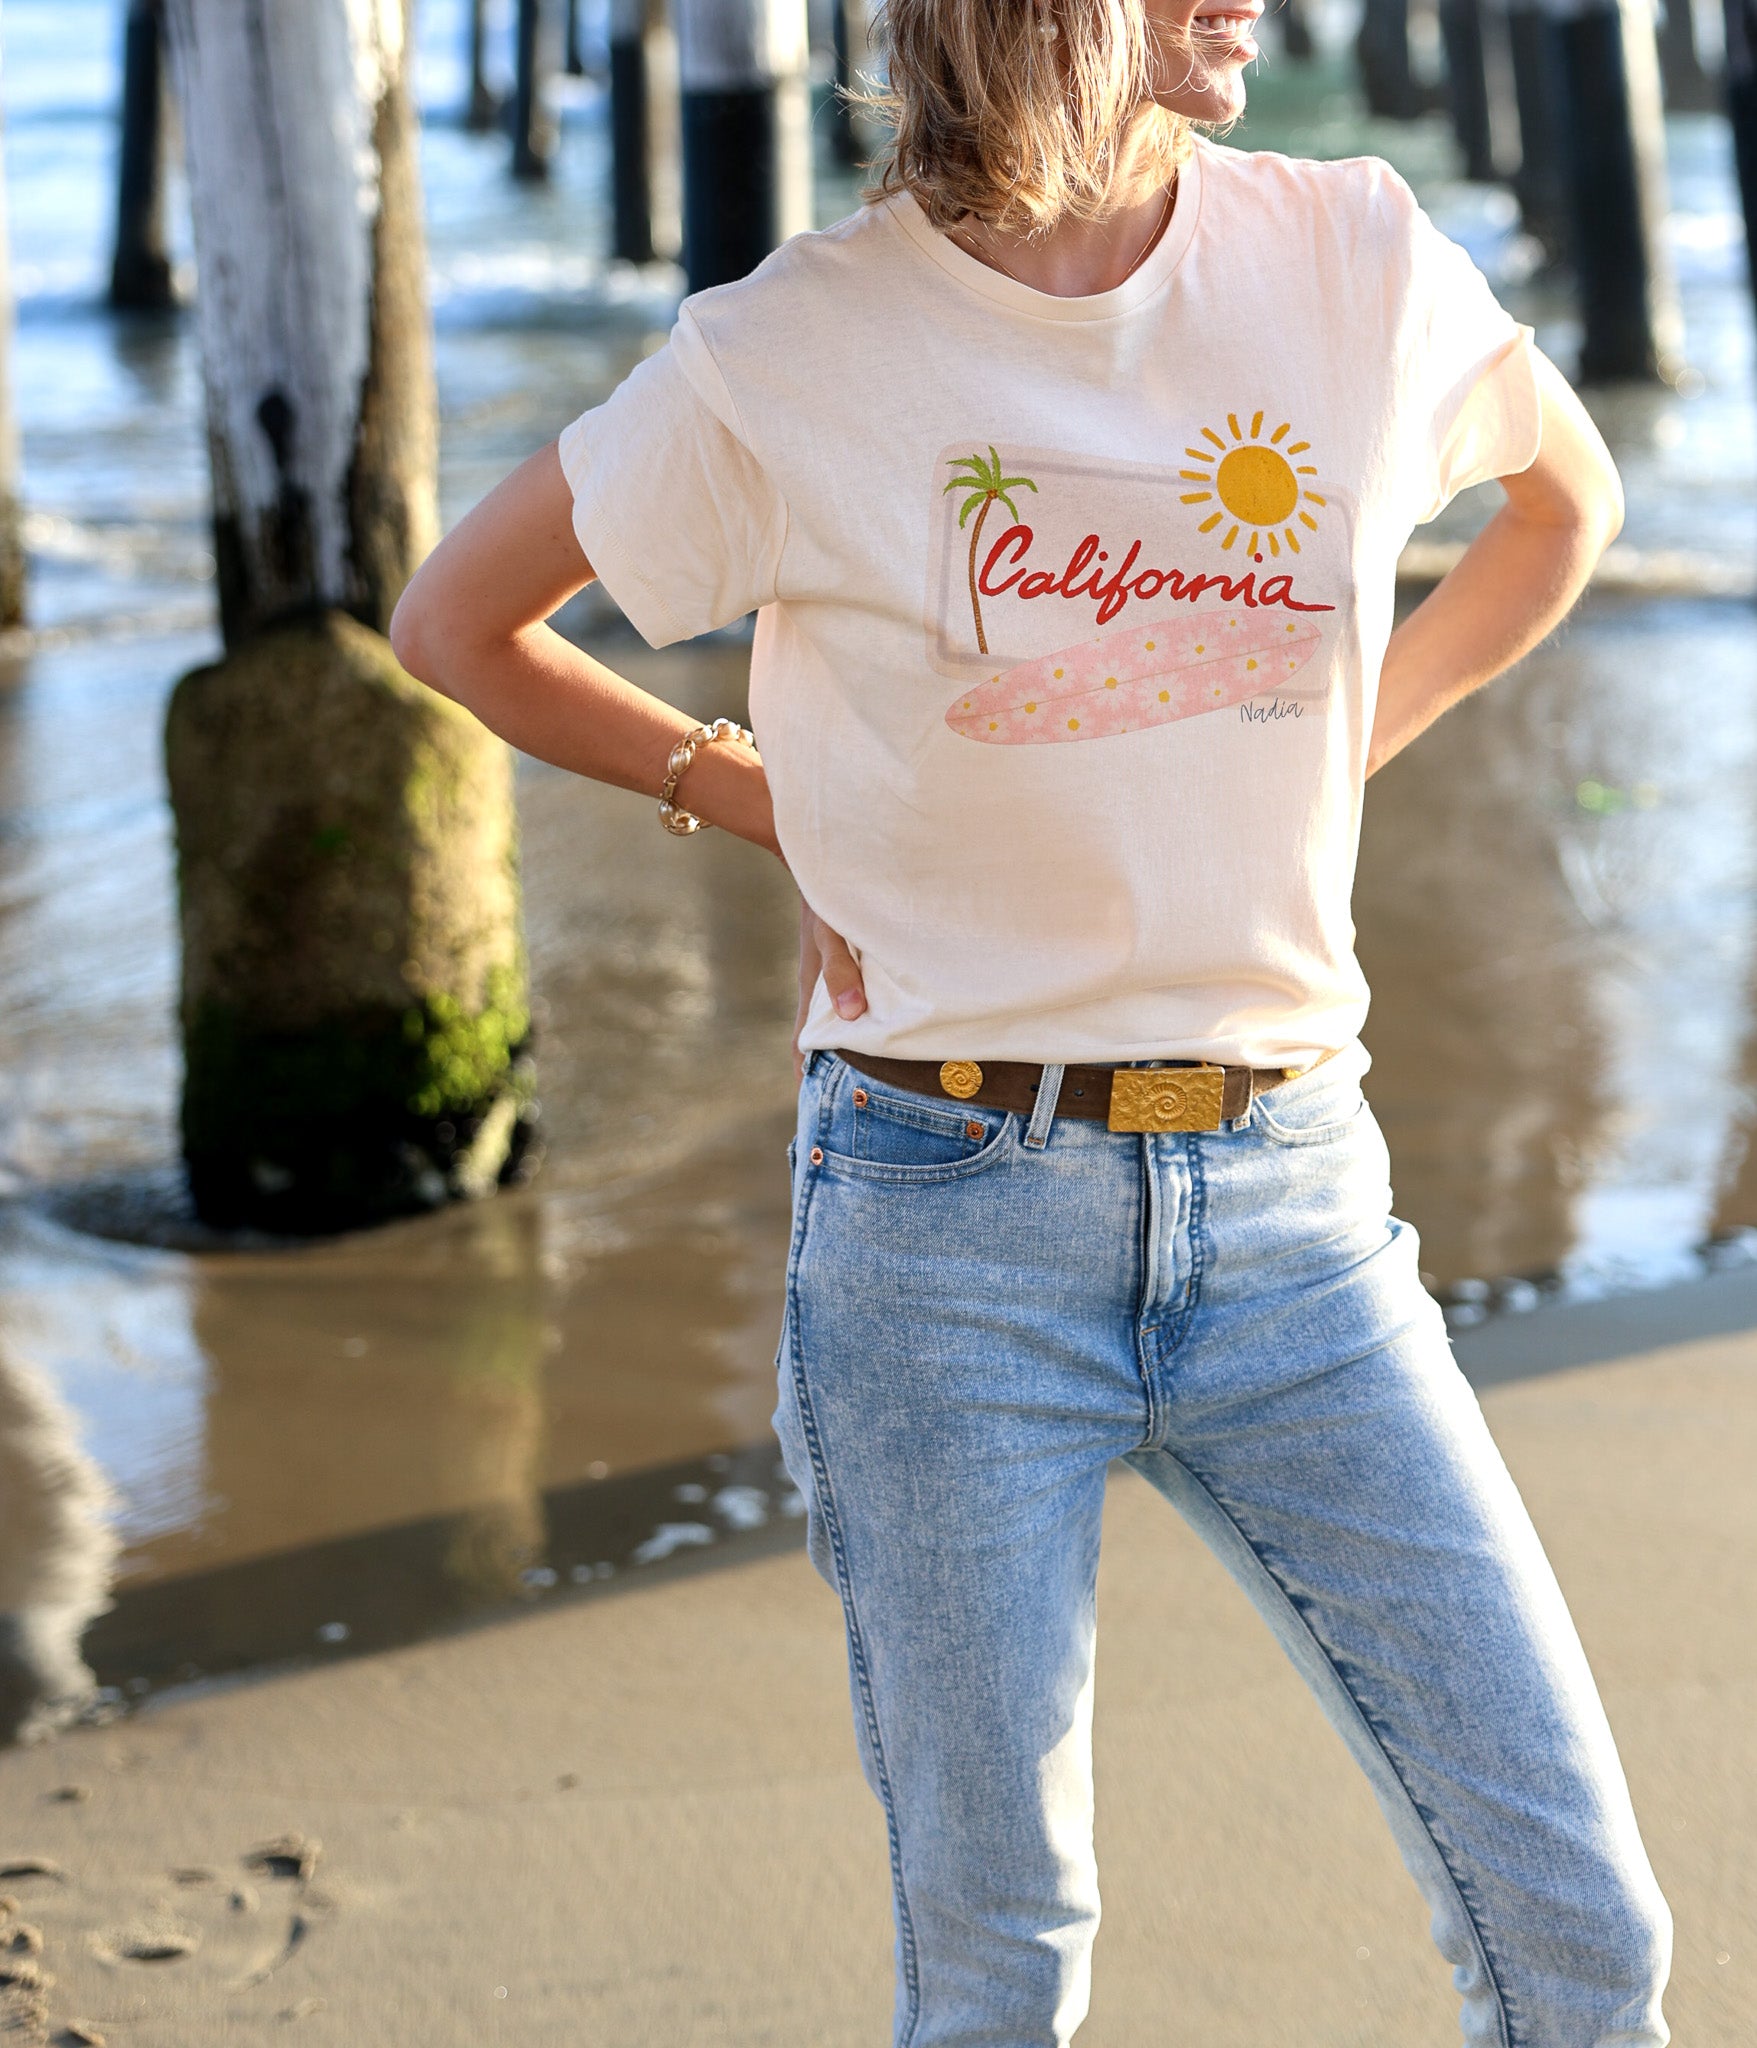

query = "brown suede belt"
[[832, 1052, 1319, 1134]]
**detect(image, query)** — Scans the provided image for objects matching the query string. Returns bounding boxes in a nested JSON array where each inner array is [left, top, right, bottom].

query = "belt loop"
[[1023, 1063, 1065, 1151]]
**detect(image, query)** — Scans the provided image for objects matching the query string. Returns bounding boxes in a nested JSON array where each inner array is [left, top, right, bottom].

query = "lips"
[[1190, 6, 1263, 51]]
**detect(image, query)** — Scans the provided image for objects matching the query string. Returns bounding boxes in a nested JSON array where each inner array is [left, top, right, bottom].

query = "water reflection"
[[73, 1108, 800, 1700], [1360, 593, 1757, 1291]]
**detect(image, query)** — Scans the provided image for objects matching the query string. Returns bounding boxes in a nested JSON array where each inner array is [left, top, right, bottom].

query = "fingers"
[[814, 919, 867, 1022], [792, 902, 867, 1080]]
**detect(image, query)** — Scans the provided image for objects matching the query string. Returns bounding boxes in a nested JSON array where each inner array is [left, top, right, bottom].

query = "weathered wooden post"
[[1726, 0, 1757, 305], [676, 0, 812, 293], [609, 0, 681, 262], [512, 0, 560, 180], [0, 56, 21, 633], [161, 0, 532, 1233], [1548, 0, 1682, 380], [466, 0, 502, 131], [111, 0, 178, 310]]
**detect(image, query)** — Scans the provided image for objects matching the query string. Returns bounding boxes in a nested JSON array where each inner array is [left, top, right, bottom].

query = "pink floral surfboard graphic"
[[944, 605, 1322, 745]]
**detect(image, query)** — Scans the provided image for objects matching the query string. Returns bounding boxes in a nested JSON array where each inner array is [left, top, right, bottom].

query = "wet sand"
[[1, 1286, 1752, 2047]]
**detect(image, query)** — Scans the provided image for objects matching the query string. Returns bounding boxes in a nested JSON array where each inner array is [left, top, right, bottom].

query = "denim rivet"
[[852, 1087, 869, 1107], [809, 1146, 823, 1164], [966, 1121, 984, 1140]]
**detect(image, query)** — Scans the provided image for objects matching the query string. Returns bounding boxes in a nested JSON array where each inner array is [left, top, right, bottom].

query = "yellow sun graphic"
[[1177, 410, 1326, 559]]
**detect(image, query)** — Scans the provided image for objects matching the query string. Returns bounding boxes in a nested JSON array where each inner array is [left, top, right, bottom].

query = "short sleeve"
[[1393, 180, 1542, 525], [556, 305, 788, 646]]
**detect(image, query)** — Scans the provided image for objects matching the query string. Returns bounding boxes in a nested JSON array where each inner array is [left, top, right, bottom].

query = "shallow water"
[[4, 1, 1757, 1702]]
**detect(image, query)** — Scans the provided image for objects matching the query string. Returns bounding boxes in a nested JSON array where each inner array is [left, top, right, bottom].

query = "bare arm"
[[1368, 349, 1622, 776], [388, 444, 786, 850], [388, 444, 867, 1052]]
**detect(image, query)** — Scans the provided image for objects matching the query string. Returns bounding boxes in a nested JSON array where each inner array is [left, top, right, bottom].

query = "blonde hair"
[[865, 0, 1192, 235]]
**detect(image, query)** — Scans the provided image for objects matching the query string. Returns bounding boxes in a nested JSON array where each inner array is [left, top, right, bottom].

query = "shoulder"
[[1195, 141, 1425, 256], [683, 202, 905, 350], [663, 202, 908, 441]]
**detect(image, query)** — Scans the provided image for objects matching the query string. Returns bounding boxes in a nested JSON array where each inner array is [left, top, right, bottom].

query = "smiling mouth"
[[1190, 9, 1262, 42]]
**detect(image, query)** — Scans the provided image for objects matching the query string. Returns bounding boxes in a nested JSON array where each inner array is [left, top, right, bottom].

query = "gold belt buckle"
[[1108, 1065, 1226, 1133]]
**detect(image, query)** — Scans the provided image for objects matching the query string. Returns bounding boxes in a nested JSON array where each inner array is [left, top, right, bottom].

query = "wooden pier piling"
[[110, 0, 177, 310], [676, 0, 811, 293], [1357, 0, 1431, 118], [0, 90, 21, 631], [1551, 0, 1682, 381], [160, 0, 532, 1231], [1728, 0, 1757, 305], [1439, 0, 1520, 180], [609, 0, 680, 263], [466, 0, 502, 131], [1506, 4, 1572, 257], [512, 0, 560, 181]]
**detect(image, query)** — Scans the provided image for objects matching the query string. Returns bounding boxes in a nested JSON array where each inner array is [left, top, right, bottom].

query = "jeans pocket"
[[814, 1060, 1012, 1182], [1252, 1049, 1369, 1145]]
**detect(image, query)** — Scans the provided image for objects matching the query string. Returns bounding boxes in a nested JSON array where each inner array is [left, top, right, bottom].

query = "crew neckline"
[[888, 137, 1205, 323]]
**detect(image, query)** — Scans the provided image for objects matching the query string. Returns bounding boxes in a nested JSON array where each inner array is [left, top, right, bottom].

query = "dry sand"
[[1, 1291, 1753, 2047]]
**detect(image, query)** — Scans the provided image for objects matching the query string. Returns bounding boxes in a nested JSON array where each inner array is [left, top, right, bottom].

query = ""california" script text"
[[978, 524, 1336, 627]]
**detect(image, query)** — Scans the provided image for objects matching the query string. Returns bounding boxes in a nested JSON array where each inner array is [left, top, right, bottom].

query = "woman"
[[390, 1, 1672, 2040]]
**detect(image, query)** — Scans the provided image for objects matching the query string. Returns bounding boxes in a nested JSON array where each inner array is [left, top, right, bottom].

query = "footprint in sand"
[[91, 1923, 201, 1966]]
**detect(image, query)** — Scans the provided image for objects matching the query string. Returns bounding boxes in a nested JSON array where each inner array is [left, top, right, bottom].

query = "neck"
[[953, 118, 1181, 298]]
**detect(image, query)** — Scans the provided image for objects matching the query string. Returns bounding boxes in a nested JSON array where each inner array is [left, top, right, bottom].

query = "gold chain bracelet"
[[658, 717, 758, 836]]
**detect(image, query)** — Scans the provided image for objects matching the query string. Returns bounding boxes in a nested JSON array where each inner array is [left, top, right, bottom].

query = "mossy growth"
[[167, 610, 539, 1233]]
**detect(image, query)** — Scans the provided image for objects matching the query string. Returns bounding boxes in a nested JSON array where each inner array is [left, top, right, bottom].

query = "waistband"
[[831, 1052, 1322, 1135]]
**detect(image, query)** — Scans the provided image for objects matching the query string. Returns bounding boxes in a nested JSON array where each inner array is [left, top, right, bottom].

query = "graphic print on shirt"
[[926, 430, 1343, 746]]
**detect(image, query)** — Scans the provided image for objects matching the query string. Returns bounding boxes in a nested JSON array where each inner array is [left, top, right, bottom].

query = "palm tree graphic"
[[944, 448, 1037, 655]]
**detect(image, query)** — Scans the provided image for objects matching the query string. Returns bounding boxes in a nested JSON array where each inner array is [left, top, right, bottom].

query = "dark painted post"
[[1506, 5, 1572, 256], [606, 0, 667, 260], [466, 0, 501, 131], [829, 0, 878, 165], [830, 0, 857, 165], [1357, 0, 1429, 117], [1439, 0, 1519, 179], [1657, 0, 1716, 108], [1728, 0, 1757, 304], [512, 0, 560, 181], [0, 84, 22, 631], [565, 0, 586, 74], [676, 0, 811, 293], [1280, 0, 1317, 58], [111, 0, 178, 309], [1550, 0, 1682, 380]]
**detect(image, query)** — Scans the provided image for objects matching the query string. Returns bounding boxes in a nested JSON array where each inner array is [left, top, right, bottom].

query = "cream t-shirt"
[[558, 138, 1542, 1067]]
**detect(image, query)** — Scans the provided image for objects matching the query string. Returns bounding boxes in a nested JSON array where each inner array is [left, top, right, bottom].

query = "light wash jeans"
[[774, 1043, 1671, 2048]]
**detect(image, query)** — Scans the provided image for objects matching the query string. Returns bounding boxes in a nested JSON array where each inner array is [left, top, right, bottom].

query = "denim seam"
[[1165, 1132, 1210, 1350], [782, 1160, 924, 2044], [1139, 1138, 1210, 1408], [1163, 1450, 1517, 2048]]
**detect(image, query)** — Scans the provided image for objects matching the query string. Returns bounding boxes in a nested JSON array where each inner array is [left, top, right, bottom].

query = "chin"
[[1162, 65, 1250, 125]]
